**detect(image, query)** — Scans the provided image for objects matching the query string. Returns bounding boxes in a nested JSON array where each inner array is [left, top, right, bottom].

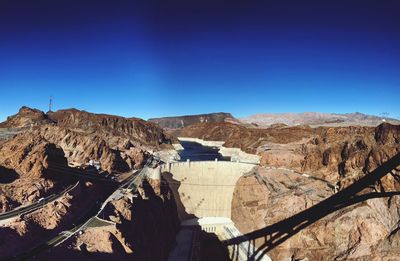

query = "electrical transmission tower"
[[49, 96, 53, 112]]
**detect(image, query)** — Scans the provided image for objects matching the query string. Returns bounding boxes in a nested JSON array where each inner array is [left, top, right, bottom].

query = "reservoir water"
[[178, 141, 231, 161]]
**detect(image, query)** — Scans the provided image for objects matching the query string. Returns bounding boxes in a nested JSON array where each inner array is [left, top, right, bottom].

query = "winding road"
[[0, 181, 79, 222], [1, 156, 158, 261]]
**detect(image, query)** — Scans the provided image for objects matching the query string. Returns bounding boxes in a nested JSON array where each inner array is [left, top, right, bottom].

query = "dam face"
[[161, 161, 256, 221]]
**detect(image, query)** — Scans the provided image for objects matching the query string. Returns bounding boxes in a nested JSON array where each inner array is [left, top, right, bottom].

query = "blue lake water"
[[178, 141, 231, 161]]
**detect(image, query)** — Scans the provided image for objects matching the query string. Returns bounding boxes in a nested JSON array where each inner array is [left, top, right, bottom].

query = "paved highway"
[[47, 162, 119, 183], [0, 181, 79, 221], [1, 156, 159, 261]]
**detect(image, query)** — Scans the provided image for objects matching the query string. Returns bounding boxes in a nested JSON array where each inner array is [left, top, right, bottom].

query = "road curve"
[[0, 181, 80, 221]]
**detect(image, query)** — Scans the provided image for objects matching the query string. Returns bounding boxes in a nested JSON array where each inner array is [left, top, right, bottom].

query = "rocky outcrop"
[[43, 178, 180, 260], [48, 108, 171, 147], [259, 123, 400, 188], [0, 133, 69, 207], [0, 133, 67, 179], [0, 180, 110, 258], [149, 112, 240, 129], [177, 122, 314, 154], [1, 106, 174, 173], [231, 166, 400, 260], [27, 125, 147, 173], [0, 106, 53, 128]]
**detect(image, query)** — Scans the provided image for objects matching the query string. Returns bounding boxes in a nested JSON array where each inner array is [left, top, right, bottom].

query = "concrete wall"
[[161, 161, 256, 221]]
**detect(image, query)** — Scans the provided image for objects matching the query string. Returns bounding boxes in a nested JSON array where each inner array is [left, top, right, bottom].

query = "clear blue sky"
[[0, 0, 399, 121]]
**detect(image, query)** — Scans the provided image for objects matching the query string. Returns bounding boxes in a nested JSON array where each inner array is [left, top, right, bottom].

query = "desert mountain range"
[[149, 111, 399, 130], [0, 106, 399, 260]]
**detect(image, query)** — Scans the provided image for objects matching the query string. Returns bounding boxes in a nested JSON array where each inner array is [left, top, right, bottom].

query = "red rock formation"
[[177, 122, 314, 153], [0, 106, 173, 173], [149, 112, 240, 129], [0, 106, 53, 128], [41, 178, 180, 260], [232, 166, 400, 260], [0, 133, 69, 207], [48, 108, 171, 147]]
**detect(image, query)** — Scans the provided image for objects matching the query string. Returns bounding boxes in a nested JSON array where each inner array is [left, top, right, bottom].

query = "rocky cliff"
[[178, 122, 400, 189], [0, 133, 69, 208], [41, 178, 180, 260], [177, 122, 314, 153], [32, 125, 148, 173], [149, 112, 239, 129], [0, 107, 174, 173], [229, 123, 400, 260], [260, 123, 400, 188], [0, 106, 173, 213], [0, 106, 53, 128], [232, 164, 400, 260], [48, 109, 171, 147], [0, 107, 172, 149]]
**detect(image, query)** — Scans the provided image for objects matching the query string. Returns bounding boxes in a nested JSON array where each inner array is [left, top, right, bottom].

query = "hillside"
[[148, 112, 239, 129], [241, 112, 400, 127], [0, 106, 54, 128]]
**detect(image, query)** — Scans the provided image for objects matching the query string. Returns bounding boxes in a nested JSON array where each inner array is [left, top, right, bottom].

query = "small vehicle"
[[78, 230, 83, 235], [38, 197, 45, 203]]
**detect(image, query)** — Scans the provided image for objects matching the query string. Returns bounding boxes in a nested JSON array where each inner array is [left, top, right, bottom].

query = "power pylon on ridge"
[[49, 96, 53, 112]]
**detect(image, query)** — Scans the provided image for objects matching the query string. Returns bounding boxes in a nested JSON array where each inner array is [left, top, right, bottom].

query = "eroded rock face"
[[44, 178, 180, 260], [0, 106, 173, 174], [231, 167, 400, 260], [0, 180, 109, 258], [177, 122, 314, 154], [48, 108, 172, 147], [28, 125, 148, 173], [0, 106, 53, 128], [149, 112, 240, 130], [0, 133, 67, 179], [257, 123, 400, 189], [224, 123, 400, 260], [0, 133, 68, 207]]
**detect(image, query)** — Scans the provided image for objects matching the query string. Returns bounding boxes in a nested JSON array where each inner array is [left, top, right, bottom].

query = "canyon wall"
[[149, 112, 239, 130]]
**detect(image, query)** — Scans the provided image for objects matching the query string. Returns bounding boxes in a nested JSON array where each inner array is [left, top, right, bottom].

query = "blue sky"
[[0, 0, 399, 121]]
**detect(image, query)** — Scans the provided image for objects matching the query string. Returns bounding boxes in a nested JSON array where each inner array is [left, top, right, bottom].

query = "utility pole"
[[49, 96, 53, 112]]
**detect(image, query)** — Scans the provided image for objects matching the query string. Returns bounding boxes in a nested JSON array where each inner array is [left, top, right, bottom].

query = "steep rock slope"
[[177, 122, 314, 153], [33, 126, 147, 173], [261, 123, 400, 187], [149, 112, 239, 129], [42, 178, 180, 260], [0, 133, 68, 208], [0, 106, 53, 128], [0, 107, 174, 173], [232, 165, 400, 260], [48, 109, 171, 147], [178, 122, 400, 189], [0, 180, 110, 258]]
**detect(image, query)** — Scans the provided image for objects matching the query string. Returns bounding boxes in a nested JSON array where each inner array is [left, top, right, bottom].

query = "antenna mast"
[[49, 96, 53, 112]]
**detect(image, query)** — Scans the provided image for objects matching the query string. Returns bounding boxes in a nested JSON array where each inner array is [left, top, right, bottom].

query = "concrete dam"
[[161, 161, 255, 220], [159, 160, 271, 261]]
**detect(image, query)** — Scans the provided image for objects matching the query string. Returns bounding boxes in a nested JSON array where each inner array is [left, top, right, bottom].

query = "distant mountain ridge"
[[149, 112, 239, 129], [240, 112, 400, 127]]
